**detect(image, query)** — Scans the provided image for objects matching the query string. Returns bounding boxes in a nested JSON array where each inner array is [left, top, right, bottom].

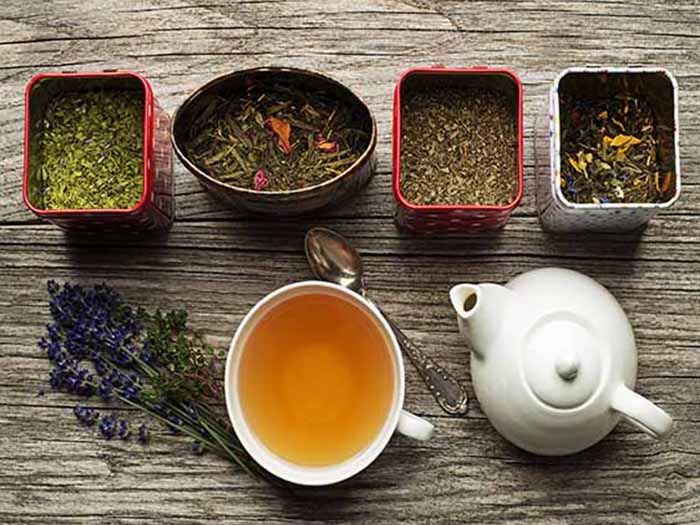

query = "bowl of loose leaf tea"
[[23, 71, 174, 233], [393, 67, 523, 234], [536, 67, 681, 232], [172, 67, 376, 215]]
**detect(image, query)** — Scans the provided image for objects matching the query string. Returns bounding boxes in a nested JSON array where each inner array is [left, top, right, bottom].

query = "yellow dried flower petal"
[[610, 134, 641, 148], [568, 156, 583, 174]]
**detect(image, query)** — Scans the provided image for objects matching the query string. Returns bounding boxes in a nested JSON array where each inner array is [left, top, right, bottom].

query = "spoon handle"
[[379, 307, 469, 416]]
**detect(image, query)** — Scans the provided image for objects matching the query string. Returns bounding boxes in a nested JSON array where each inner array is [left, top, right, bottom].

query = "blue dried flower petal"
[[191, 441, 204, 455]]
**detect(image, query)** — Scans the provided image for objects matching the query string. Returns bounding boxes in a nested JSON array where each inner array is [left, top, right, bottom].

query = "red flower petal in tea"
[[264, 117, 293, 154], [315, 134, 339, 153], [254, 168, 269, 191]]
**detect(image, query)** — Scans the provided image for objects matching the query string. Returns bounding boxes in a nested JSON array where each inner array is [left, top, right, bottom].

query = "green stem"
[[159, 400, 246, 455], [118, 396, 226, 457], [198, 418, 259, 479]]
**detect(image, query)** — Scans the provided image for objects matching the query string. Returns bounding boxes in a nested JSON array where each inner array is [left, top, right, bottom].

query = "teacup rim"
[[224, 280, 405, 486]]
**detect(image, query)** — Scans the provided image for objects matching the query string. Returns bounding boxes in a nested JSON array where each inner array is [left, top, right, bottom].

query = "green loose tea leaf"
[[400, 87, 518, 206], [36, 90, 144, 210], [183, 81, 369, 192], [560, 95, 674, 204]]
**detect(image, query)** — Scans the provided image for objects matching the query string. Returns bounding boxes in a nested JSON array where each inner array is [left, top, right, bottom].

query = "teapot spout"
[[449, 283, 516, 357]]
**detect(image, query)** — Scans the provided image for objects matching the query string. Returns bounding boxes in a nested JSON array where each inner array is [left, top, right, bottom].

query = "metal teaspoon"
[[304, 227, 469, 416]]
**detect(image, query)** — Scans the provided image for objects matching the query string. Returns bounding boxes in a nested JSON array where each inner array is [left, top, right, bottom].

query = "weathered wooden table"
[[1, 1, 699, 523]]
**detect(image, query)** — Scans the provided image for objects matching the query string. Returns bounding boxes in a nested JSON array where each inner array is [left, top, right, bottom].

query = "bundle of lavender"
[[39, 281, 276, 485]]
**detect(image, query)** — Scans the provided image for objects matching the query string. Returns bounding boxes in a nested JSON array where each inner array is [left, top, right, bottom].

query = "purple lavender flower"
[[138, 423, 149, 443], [97, 378, 114, 401], [73, 404, 99, 426], [168, 415, 183, 435], [99, 414, 117, 440], [38, 281, 251, 478], [117, 419, 130, 440]]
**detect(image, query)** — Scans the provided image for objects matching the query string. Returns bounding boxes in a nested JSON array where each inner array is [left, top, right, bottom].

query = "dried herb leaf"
[[400, 87, 518, 206], [36, 90, 144, 210]]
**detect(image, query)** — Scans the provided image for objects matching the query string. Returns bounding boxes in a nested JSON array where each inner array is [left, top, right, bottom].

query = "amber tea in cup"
[[238, 291, 394, 467]]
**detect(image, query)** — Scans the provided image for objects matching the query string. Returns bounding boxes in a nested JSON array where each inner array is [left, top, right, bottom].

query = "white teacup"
[[224, 281, 434, 486]]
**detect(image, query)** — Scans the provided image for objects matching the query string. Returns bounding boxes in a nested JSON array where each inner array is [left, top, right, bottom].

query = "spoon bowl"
[[305, 227, 365, 293]]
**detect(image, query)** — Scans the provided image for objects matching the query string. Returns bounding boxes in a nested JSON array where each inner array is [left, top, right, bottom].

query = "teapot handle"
[[610, 385, 673, 439]]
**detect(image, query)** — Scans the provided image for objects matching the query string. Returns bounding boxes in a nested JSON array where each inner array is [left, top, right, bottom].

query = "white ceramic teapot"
[[449, 267, 673, 455]]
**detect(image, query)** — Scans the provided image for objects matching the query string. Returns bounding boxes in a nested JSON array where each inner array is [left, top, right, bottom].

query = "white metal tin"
[[536, 67, 681, 232]]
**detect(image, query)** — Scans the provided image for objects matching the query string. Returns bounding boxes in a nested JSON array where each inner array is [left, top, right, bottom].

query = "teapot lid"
[[523, 312, 605, 409]]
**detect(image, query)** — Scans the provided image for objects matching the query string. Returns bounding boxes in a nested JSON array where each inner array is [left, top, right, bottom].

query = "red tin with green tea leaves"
[[23, 71, 174, 234], [393, 66, 523, 234]]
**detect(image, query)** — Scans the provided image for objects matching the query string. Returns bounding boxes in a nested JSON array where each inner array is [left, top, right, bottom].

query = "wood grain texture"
[[0, 1, 698, 523]]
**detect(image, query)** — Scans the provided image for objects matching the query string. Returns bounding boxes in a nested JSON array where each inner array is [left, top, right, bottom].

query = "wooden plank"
[[1, 0, 699, 523]]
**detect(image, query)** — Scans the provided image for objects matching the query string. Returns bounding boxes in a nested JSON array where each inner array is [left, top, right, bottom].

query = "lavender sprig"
[[41, 281, 278, 486]]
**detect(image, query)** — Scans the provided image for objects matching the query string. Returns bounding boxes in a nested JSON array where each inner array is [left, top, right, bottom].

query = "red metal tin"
[[23, 71, 174, 234], [393, 66, 523, 233]]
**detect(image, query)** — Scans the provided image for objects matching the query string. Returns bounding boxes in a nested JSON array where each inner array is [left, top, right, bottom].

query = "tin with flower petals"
[[536, 66, 681, 232]]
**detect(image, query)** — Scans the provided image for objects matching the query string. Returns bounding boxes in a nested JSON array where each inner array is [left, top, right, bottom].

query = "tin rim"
[[392, 66, 524, 213], [171, 67, 377, 197]]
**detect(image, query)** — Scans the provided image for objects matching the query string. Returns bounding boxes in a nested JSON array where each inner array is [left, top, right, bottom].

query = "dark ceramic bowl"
[[172, 67, 377, 216]]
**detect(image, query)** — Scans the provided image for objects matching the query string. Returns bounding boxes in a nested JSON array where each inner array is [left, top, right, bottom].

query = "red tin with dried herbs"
[[23, 71, 174, 234], [393, 67, 523, 233]]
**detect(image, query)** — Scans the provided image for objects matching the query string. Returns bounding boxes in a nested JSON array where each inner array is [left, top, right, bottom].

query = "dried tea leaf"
[[36, 90, 144, 210], [399, 87, 517, 206]]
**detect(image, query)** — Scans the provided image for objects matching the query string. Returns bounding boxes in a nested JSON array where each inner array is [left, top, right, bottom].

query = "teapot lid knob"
[[554, 349, 580, 381]]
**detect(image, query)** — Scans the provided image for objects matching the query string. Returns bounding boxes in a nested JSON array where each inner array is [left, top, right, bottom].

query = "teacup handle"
[[611, 385, 673, 439], [397, 410, 434, 441]]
